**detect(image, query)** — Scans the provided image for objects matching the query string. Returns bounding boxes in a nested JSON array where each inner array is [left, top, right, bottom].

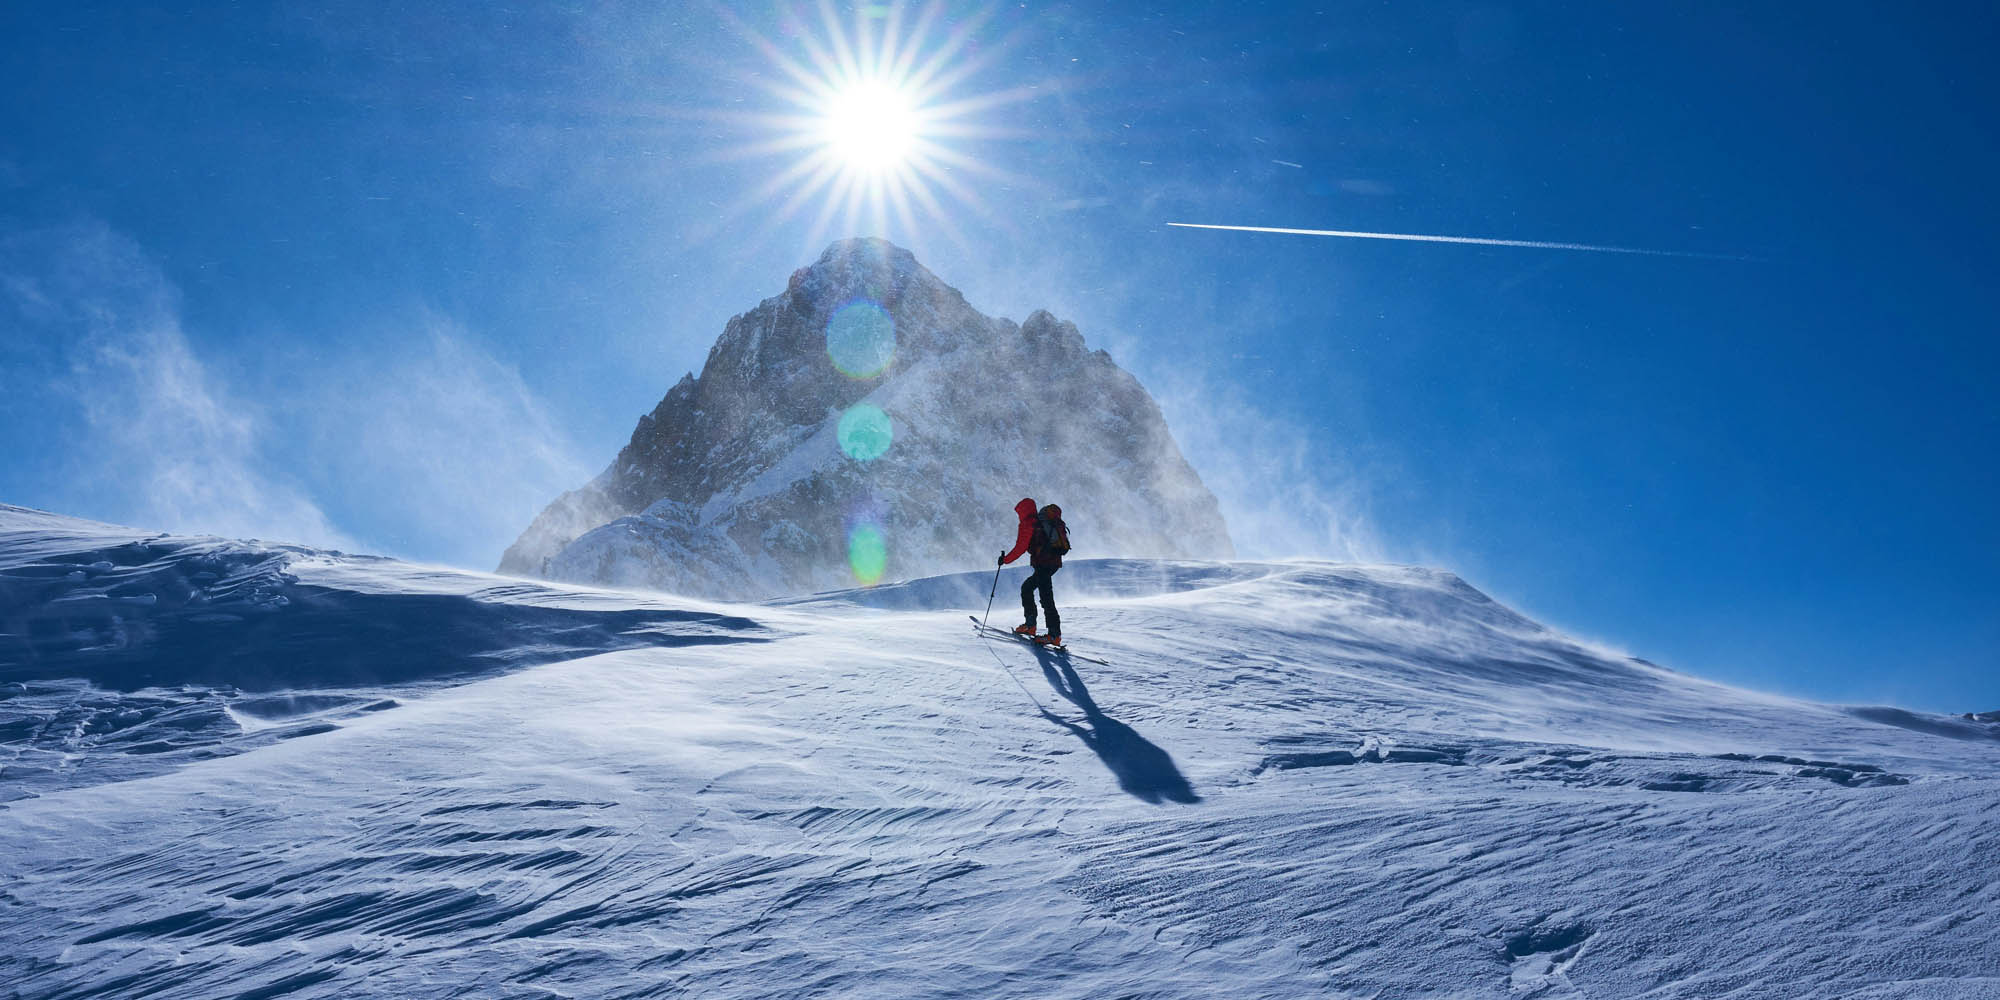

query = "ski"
[[969, 615, 1110, 665]]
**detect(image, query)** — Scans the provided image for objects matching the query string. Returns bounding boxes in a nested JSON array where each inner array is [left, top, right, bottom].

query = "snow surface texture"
[[500, 237, 1233, 599], [5, 506, 1999, 999]]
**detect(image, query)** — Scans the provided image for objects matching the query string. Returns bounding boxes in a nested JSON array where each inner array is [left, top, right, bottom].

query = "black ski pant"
[[1021, 564, 1060, 636]]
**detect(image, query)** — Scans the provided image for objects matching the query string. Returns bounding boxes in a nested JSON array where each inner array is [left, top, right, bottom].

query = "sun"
[[822, 81, 918, 173], [710, 2, 1037, 253]]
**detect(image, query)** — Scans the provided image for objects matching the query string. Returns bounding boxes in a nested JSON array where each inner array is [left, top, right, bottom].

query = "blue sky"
[[2, 2, 1994, 711]]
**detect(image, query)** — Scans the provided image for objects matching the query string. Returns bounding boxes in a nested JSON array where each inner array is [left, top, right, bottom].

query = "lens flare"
[[826, 300, 895, 377], [847, 522, 887, 584], [837, 403, 893, 461]]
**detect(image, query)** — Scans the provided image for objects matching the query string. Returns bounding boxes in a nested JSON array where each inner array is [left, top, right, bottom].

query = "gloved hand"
[[997, 551, 1007, 566]]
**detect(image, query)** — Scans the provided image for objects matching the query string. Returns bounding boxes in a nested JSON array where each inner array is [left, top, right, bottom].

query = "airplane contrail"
[[1166, 222, 1747, 260]]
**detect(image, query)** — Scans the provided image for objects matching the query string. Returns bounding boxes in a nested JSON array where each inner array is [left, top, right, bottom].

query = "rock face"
[[500, 238, 1233, 599]]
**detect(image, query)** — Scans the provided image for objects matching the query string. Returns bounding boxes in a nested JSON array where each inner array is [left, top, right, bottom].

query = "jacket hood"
[[1014, 498, 1038, 518]]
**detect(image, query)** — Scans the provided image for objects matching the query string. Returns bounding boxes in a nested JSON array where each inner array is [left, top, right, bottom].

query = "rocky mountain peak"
[[500, 239, 1232, 599]]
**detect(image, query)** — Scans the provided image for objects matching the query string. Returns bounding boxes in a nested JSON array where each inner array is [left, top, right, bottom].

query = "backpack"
[[1036, 513, 1071, 556]]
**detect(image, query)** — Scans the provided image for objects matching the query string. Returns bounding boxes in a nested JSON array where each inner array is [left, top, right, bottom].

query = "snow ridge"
[[0, 505, 771, 799]]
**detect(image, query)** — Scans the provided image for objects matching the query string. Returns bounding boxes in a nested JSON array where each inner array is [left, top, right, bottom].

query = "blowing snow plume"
[[1, 222, 591, 570], [0, 223, 353, 551], [293, 321, 592, 569], [502, 238, 1233, 599]]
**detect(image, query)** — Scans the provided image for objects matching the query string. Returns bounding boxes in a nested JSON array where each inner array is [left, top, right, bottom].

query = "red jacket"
[[1000, 498, 1062, 568]]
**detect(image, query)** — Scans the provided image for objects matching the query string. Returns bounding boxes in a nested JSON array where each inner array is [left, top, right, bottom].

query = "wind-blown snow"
[[3, 505, 1997, 999]]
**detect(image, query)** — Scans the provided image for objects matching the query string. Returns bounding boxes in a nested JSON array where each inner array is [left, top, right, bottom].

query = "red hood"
[[1014, 498, 1038, 519]]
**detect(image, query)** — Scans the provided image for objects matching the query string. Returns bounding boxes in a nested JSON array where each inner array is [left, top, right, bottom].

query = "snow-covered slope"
[[4, 507, 1998, 999]]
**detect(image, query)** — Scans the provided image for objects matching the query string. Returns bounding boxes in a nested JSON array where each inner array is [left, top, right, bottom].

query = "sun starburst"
[[711, 1, 1037, 254]]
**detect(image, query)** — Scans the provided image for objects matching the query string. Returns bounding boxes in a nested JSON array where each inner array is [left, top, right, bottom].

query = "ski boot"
[[1034, 634, 1063, 647], [1012, 623, 1037, 637]]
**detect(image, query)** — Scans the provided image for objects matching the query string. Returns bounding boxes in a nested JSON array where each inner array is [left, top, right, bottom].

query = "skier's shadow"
[[1031, 646, 1200, 805]]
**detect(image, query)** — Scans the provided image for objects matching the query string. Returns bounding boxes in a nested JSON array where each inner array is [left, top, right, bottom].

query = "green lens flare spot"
[[826, 301, 895, 378], [848, 524, 887, 585], [837, 403, 893, 462]]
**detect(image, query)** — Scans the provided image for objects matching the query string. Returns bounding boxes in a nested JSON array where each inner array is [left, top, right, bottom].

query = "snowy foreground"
[[3, 505, 1997, 999]]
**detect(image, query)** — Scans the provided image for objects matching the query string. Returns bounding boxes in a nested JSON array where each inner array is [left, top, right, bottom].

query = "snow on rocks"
[[500, 237, 1233, 599]]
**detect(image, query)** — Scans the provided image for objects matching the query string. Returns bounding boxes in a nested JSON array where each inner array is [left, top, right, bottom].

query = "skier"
[[999, 497, 1070, 646]]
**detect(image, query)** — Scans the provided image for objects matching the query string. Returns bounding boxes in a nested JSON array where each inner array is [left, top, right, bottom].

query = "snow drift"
[[4, 507, 1998, 999], [0, 504, 771, 800]]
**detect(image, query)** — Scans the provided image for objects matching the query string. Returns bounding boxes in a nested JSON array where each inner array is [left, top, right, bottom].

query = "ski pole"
[[981, 552, 1003, 629]]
